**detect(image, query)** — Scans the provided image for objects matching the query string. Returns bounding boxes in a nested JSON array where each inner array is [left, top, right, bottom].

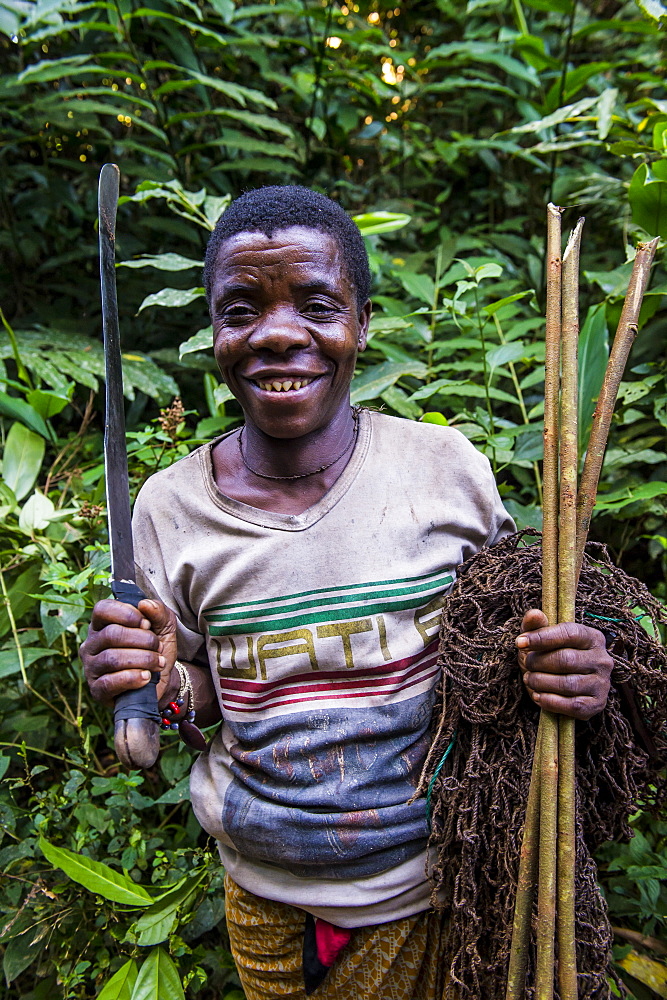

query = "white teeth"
[[256, 378, 313, 392]]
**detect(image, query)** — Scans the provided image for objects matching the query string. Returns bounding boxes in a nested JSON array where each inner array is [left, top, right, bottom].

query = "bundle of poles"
[[505, 206, 659, 1000]]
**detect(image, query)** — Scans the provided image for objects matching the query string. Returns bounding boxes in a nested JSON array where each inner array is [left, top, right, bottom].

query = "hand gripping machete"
[[99, 163, 161, 769]]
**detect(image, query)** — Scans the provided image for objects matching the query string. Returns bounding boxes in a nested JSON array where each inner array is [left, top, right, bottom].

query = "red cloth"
[[314, 918, 352, 967]]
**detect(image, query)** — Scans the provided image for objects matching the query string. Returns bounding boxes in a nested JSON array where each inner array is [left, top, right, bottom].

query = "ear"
[[357, 299, 372, 353]]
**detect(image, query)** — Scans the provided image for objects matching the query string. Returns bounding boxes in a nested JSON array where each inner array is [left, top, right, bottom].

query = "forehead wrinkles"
[[214, 230, 347, 289]]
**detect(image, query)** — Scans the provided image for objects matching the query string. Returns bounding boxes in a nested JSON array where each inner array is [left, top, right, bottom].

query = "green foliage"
[[1, 0, 666, 995]]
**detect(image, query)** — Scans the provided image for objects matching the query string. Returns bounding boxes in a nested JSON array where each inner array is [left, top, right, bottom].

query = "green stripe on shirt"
[[204, 568, 454, 615], [208, 588, 451, 636]]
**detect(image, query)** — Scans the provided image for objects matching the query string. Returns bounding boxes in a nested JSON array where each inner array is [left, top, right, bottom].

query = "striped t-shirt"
[[133, 411, 513, 925]]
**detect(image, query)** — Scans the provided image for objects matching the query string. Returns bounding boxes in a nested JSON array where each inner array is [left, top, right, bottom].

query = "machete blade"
[[99, 163, 160, 769]]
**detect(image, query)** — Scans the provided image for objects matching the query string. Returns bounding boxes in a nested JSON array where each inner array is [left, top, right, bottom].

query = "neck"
[[240, 404, 357, 480]]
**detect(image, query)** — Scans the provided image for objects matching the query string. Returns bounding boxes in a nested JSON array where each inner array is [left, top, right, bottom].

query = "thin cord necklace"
[[238, 410, 359, 482]]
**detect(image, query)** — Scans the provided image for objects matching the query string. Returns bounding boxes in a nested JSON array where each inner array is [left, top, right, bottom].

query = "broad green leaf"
[[396, 271, 436, 306], [214, 383, 234, 407], [578, 303, 609, 456], [166, 108, 295, 137], [98, 959, 138, 1000], [409, 379, 519, 405], [130, 947, 185, 1000], [74, 803, 110, 833], [596, 87, 618, 140], [134, 873, 205, 946], [628, 161, 667, 238], [0, 391, 50, 438], [138, 288, 205, 313], [0, 563, 41, 640], [18, 491, 54, 533], [154, 776, 190, 805], [0, 481, 17, 521], [474, 262, 503, 281], [17, 55, 99, 84], [142, 62, 277, 110], [353, 212, 411, 236], [189, 133, 299, 160], [203, 194, 231, 225], [425, 41, 539, 87], [509, 96, 599, 134], [484, 291, 534, 315], [39, 837, 153, 906], [120, 254, 202, 272], [486, 341, 527, 374], [2, 423, 45, 500], [2, 922, 45, 985], [367, 316, 412, 340], [25, 387, 71, 420], [121, 360, 179, 405], [179, 327, 213, 358], [584, 260, 635, 297], [594, 482, 667, 511], [40, 594, 86, 646], [381, 385, 423, 419], [350, 362, 428, 404]]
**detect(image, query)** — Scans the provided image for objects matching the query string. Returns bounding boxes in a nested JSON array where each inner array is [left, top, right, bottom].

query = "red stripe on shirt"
[[220, 638, 440, 696], [220, 656, 440, 713]]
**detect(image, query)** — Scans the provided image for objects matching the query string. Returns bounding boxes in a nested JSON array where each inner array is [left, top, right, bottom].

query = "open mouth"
[[252, 377, 316, 393]]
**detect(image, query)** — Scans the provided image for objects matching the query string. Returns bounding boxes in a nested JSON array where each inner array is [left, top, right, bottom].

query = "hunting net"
[[417, 529, 667, 1000]]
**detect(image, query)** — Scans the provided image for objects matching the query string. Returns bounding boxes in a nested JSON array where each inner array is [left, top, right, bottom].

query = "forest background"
[[1, 0, 667, 996]]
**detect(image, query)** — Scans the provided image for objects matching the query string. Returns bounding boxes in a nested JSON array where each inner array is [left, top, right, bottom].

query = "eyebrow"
[[216, 277, 343, 299]]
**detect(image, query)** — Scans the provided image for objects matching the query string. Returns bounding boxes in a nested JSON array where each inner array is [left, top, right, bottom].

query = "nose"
[[247, 306, 311, 354]]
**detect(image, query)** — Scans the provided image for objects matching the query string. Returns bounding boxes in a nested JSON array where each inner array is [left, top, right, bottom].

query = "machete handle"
[[111, 580, 161, 769]]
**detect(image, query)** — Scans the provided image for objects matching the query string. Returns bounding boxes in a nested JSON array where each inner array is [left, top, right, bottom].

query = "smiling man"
[[81, 186, 612, 1000]]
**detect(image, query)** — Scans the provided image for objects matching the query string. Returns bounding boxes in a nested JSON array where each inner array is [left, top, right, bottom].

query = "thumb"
[[138, 598, 177, 638], [520, 608, 549, 634]]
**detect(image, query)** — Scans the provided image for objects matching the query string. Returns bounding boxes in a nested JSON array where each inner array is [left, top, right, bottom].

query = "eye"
[[303, 298, 339, 318], [218, 301, 256, 323]]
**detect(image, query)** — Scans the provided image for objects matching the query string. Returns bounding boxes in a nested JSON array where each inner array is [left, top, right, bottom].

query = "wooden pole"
[[505, 729, 542, 1000], [557, 218, 584, 1000], [535, 202, 563, 1000], [575, 237, 660, 578]]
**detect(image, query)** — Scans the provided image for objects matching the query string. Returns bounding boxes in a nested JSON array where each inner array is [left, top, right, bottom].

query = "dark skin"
[[81, 226, 613, 724]]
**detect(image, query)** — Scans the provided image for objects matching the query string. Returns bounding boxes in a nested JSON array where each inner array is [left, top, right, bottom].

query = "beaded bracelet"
[[160, 662, 207, 751]]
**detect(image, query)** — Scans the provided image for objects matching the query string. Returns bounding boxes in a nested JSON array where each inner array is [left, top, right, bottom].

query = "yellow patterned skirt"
[[224, 873, 455, 1000]]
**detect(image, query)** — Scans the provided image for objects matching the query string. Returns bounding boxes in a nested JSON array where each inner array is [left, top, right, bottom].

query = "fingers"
[[516, 618, 613, 721], [90, 598, 152, 633], [81, 598, 176, 707], [517, 620, 606, 654], [522, 669, 608, 720], [89, 664, 160, 707], [84, 619, 160, 657]]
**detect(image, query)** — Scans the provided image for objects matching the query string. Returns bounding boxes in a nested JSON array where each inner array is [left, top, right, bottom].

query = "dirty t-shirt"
[[132, 410, 514, 927]]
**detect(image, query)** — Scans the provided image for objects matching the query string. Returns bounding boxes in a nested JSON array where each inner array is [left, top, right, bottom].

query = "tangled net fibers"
[[418, 529, 667, 1000]]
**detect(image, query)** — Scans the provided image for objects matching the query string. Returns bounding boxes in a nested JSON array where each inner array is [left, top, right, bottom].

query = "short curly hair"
[[203, 185, 371, 308]]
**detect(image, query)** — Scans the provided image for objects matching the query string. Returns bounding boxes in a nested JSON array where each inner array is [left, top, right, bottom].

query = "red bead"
[[161, 718, 170, 727], [168, 702, 179, 713]]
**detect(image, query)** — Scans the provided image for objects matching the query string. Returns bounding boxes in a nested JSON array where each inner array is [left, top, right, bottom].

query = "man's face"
[[210, 226, 370, 439]]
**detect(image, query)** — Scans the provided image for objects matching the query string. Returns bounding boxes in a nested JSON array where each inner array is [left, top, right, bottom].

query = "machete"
[[99, 163, 161, 769]]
